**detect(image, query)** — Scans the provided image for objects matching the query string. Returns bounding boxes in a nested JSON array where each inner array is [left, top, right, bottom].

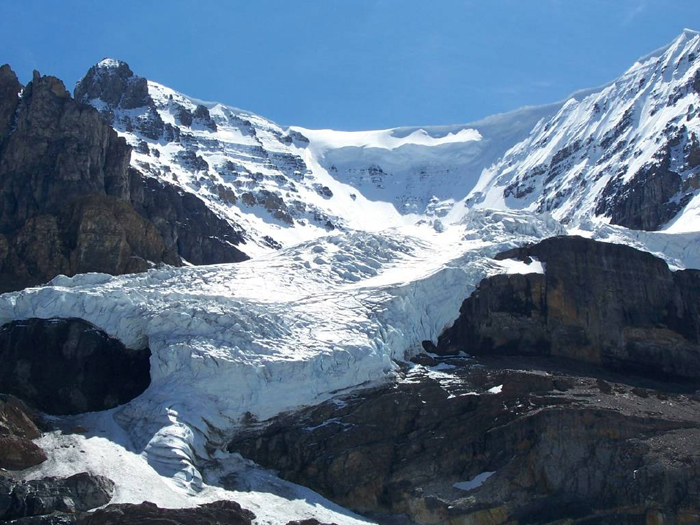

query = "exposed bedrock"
[[0, 318, 150, 415], [0, 195, 180, 293], [229, 356, 700, 524], [0, 395, 46, 470], [0, 64, 249, 293], [0, 473, 114, 522], [129, 169, 249, 265], [0, 69, 132, 229], [437, 235, 700, 381]]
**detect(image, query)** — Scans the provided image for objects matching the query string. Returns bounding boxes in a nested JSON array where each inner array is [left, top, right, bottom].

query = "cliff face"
[[437, 236, 700, 380], [230, 355, 700, 525], [0, 65, 249, 292], [128, 169, 248, 265], [0, 70, 132, 230], [0, 66, 179, 291]]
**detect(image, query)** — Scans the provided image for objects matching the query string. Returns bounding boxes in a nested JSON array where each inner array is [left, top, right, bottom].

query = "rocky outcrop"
[[0, 395, 46, 470], [77, 500, 254, 525], [437, 236, 700, 381], [0, 473, 114, 521], [596, 149, 686, 231], [0, 318, 150, 415], [74, 60, 164, 140], [0, 65, 182, 292], [0, 70, 132, 230], [230, 355, 700, 524], [74, 60, 150, 110], [0, 195, 180, 293], [0, 66, 21, 143], [129, 170, 248, 264], [0, 64, 251, 292]]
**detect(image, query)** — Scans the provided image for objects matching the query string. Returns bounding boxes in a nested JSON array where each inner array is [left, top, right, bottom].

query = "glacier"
[[3, 29, 700, 525]]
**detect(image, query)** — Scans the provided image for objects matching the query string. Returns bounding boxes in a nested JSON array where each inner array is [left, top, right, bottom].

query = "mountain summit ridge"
[[73, 29, 700, 253]]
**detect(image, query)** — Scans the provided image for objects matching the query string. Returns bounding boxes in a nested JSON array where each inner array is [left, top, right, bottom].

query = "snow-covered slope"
[[75, 30, 700, 249], [468, 29, 700, 232], [74, 60, 574, 250]]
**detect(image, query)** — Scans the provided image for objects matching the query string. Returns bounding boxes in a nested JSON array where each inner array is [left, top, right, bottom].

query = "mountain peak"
[[96, 58, 130, 70], [75, 58, 150, 110]]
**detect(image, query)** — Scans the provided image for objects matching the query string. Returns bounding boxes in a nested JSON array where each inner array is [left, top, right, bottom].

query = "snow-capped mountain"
[[2, 29, 700, 525], [72, 59, 570, 251], [75, 30, 700, 249], [469, 29, 700, 233]]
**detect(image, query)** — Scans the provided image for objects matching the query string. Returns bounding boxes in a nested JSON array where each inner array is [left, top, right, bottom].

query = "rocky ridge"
[[469, 30, 700, 232], [0, 64, 249, 292]]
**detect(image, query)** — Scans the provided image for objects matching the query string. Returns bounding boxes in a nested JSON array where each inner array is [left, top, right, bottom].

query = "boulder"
[[0, 395, 46, 470], [0, 473, 113, 521]]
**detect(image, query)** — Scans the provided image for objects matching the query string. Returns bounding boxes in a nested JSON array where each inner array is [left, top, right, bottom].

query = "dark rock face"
[[230, 356, 700, 524], [0, 395, 46, 470], [0, 195, 180, 293], [437, 236, 700, 381], [0, 318, 150, 415], [0, 65, 183, 292], [74, 60, 164, 140], [129, 170, 248, 265], [76, 500, 255, 525], [0, 65, 21, 143], [74, 60, 150, 110], [596, 155, 684, 231], [0, 63, 250, 292], [0, 473, 114, 521], [0, 70, 132, 231]]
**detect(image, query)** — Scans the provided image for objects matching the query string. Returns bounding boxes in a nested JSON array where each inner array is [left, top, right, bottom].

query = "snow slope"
[[467, 29, 700, 232], [75, 60, 574, 250]]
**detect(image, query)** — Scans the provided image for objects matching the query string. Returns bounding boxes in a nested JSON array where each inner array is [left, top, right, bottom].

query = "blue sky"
[[2, 1, 699, 130]]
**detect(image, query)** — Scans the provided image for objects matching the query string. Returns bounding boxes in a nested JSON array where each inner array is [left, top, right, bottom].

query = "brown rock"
[[437, 236, 700, 381], [77, 500, 254, 525], [0, 195, 179, 292], [230, 357, 700, 524], [0, 435, 46, 470], [0, 395, 46, 470]]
